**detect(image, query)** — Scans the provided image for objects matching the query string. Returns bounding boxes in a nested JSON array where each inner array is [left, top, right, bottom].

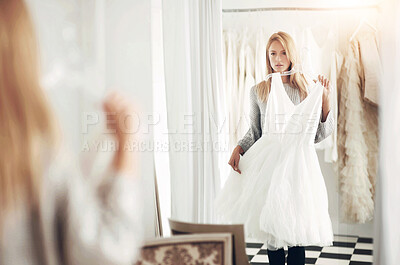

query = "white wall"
[[318, 151, 374, 237], [222, 0, 379, 237]]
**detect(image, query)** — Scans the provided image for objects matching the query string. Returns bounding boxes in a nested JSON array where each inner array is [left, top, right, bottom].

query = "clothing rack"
[[222, 4, 380, 13]]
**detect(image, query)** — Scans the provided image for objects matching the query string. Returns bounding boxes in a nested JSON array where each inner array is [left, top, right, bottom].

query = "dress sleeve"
[[54, 149, 144, 265], [314, 109, 335, 144], [238, 86, 262, 154]]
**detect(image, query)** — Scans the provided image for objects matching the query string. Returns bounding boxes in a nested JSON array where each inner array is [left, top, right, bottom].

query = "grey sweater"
[[238, 83, 335, 154]]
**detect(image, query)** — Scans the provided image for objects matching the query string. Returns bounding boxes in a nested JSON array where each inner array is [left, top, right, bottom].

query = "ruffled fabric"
[[215, 137, 333, 248], [336, 39, 379, 223]]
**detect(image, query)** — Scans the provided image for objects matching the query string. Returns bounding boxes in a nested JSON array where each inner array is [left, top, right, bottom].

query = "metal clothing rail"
[[222, 4, 380, 12]]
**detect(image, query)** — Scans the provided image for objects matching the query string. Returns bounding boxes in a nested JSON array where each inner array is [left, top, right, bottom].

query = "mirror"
[[211, 6, 378, 264]]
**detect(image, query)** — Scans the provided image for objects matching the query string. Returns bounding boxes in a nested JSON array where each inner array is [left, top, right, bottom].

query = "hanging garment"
[[301, 27, 339, 163], [255, 28, 266, 84], [237, 33, 256, 140], [327, 52, 343, 162], [315, 52, 342, 163], [237, 30, 247, 140], [215, 73, 333, 249], [300, 27, 335, 77], [224, 31, 240, 150], [358, 28, 381, 106], [336, 39, 379, 223], [242, 45, 256, 132]]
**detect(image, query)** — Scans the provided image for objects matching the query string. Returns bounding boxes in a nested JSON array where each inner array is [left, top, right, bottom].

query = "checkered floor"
[[246, 235, 373, 265]]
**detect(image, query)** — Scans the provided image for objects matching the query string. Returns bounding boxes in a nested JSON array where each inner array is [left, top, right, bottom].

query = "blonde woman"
[[0, 0, 143, 264], [216, 32, 335, 265]]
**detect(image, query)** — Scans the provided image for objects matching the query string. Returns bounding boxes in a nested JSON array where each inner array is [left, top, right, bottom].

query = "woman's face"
[[268, 40, 291, 73]]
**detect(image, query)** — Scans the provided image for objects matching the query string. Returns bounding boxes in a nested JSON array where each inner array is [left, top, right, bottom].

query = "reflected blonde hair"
[[256, 31, 308, 102], [0, 0, 57, 231]]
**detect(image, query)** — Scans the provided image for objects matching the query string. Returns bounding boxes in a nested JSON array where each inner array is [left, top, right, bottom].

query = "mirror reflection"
[[212, 6, 379, 265]]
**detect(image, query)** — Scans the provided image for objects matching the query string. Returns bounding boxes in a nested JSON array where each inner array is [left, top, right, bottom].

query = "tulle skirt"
[[214, 135, 333, 249]]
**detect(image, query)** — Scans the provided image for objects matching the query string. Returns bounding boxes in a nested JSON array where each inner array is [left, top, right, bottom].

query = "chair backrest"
[[135, 233, 232, 265], [168, 219, 250, 265]]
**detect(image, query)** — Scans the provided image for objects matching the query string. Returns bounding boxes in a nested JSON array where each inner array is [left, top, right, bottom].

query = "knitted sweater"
[[238, 83, 335, 154]]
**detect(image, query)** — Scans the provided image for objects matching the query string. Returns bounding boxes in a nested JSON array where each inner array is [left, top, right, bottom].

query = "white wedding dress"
[[215, 73, 333, 249]]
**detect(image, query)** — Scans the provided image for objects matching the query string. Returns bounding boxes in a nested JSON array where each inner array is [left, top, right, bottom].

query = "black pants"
[[267, 246, 305, 265]]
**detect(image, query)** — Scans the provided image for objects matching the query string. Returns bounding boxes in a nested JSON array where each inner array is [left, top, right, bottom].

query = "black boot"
[[267, 248, 285, 265], [287, 246, 305, 265]]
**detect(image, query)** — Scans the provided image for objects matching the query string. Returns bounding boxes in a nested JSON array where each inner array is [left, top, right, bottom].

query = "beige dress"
[[337, 37, 379, 223]]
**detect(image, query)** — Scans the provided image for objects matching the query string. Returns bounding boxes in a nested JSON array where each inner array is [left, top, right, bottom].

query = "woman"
[[0, 0, 143, 264], [216, 32, 334, 265], [231, 32, 334, 174]]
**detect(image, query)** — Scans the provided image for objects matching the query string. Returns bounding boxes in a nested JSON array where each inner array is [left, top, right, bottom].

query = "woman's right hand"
[[228, 145, 244, 174]]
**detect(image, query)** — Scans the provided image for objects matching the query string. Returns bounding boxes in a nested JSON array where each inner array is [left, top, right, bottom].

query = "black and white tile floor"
[[246, 235, 373, 265]]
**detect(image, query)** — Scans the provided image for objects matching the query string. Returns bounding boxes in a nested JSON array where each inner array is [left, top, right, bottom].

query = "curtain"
[[162, 0, 224, 223]]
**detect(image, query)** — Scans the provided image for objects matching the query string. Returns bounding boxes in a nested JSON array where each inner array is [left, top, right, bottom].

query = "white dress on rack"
[[224, 30, 240, 150], [237, 32, 256, 140], [237, 30, 247, 139], [255, 28, 266, 84], [215, 73, 333, 249], [242, 45, 255, 133], [301, 28, 339, 163]]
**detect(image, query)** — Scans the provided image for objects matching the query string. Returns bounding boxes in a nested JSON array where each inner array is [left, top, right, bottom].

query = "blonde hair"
[[0, 0, 57, 231], [256, 31, 308, 102]]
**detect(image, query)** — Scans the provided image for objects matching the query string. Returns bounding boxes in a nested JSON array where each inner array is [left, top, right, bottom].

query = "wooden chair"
[[135, 233, 232, 265], [168, 219, 250, 265]]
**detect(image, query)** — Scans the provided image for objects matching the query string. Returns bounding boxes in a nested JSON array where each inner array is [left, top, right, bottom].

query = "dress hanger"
[[264, 64, 304, 81], [265, 68, 299, 81], [264, 65, 322, 94]]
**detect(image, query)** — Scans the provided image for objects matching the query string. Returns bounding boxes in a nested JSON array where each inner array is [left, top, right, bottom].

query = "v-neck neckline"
[[273, 73, 318, 108]]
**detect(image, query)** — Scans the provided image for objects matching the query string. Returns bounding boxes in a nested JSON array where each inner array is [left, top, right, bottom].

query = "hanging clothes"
[[358, 27, 382, 106], [237, 30, 247, 140], [324, 52, 343, 163], [224, 30, 240, 150], [357, 32, 380, 203], [215, 73, 333, 248], [243, 45, 255, 130], [315, 51, 343, 163], [337, 37, 379, 223], [237, 31, 256, 140], [300, 27, 335, 77], [301, 27, 339, 163], [224, 28, 259, 151], [255, 28, 266, 84]]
